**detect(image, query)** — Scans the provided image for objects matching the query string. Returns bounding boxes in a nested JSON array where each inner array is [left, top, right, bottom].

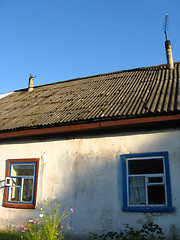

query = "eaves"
[[0, 114, 180, 140]]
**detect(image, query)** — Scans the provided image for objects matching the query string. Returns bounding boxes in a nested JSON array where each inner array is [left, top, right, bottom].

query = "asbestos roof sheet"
[[0, 62, 180, 132]]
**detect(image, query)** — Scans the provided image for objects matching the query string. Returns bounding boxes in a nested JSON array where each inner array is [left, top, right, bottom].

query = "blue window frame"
[[3, 158, 39, 209], [8, 162, 36, 204], [121, 152, 174, 212]]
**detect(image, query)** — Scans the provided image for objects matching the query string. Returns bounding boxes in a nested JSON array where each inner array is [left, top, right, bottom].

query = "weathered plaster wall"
[[0, 128, 180, 239]]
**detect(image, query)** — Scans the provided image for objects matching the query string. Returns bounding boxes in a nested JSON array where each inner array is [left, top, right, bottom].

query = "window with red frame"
[[3, 158, 39, 209]]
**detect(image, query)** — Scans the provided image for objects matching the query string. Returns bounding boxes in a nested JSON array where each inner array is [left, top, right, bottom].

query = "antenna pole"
[[164, 14, 174, 69], [164, 14, 168, 41]]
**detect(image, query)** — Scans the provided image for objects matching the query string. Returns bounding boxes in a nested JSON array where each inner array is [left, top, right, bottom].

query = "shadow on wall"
[[0, 180, 5, 190], [0, 129, 179, 239]]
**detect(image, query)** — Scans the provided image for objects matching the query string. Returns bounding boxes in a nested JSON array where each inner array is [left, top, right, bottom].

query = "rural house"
[[0, 59, 180, 239]]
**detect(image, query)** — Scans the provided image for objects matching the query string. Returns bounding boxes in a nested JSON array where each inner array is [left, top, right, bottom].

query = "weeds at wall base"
[[89, 224, 180, 240], [89, 223, 165, 240], [0, 223, 179, 240]]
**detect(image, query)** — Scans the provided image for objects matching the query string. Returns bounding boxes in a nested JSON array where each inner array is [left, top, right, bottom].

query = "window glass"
[[128, 158, 165, 206], [11, 164, 34, 176], [22, 179, 33, 202], [12, 178, 21, 186], [9, 187, 20, 202], [128, 158, 164, 175], [148, 177, 163, 183], [148, 185, 165, 204]]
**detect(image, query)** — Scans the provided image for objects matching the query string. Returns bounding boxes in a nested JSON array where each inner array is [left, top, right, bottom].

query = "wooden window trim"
[[3, 158, 39, 209]]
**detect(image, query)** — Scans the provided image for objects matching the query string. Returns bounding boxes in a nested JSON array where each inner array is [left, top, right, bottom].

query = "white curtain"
[[129, 177, 146, 205]]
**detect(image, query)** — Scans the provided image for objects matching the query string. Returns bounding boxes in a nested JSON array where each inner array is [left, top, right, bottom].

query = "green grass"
[[0, 229, 22, 240]]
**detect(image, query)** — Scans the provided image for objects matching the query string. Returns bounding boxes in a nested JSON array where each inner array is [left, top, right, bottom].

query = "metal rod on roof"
[[164, 14, 168, 41], [164, 14, 174, 70]]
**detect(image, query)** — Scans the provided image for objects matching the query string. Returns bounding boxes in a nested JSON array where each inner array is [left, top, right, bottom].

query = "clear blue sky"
[[0, 0, 180, 94]]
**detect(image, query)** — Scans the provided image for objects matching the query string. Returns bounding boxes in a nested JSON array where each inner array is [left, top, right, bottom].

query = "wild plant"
[[20, 198, 73, 240]]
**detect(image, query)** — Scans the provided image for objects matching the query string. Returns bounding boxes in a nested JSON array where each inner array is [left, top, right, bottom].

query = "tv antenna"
[[164, 14, 168, 41], [163, 14, 174, 70]]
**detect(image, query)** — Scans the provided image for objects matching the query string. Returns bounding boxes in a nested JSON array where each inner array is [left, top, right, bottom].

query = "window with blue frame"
[[121, 152, 174, 212], [3, 158, 39, 209]]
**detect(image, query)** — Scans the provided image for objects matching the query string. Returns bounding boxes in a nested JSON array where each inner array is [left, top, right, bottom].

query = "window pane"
[[9, 187, 20, 202], [11, 164, 34, 177], [129, 177, 146, 205], [149, 177, 163, 183], [22, 179, 33, 202], [128, 158, 164, 175], [12, 178, 21, 186], [148, 185, 165, 204]]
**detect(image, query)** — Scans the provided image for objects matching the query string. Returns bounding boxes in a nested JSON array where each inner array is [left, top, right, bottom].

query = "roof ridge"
[[15, 62, 179, 92]]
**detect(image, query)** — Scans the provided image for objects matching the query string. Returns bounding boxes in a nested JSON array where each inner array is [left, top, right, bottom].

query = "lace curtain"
[[129, 177, 146, 205]]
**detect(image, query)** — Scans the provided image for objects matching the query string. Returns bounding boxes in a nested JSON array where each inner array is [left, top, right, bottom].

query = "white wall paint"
[[0, 129, 180, 239]]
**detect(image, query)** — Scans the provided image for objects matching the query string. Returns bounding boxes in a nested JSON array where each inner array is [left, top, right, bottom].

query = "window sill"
[[3, 201, 36, 209], [123, 206, 175, 212]]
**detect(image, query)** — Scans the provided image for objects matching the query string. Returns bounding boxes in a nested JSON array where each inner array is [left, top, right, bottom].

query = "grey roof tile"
[[0, 62, 180, 132]]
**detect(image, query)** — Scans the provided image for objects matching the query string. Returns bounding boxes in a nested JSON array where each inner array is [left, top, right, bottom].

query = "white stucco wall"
[[0, 128, 180, 239]]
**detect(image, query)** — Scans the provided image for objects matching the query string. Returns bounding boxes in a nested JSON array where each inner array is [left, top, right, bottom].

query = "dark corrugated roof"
[[0, 62, 180, 132]]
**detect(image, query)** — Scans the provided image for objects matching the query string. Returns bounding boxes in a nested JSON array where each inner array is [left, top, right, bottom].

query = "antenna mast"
[[164, 14, 168, 41], [164, 14, 174, 69]]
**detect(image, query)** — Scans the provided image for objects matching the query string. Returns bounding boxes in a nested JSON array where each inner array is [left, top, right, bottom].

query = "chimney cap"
[[29, 75, 34, 79]]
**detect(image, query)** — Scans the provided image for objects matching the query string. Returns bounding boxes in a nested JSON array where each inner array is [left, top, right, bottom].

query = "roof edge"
[[0, 91, 14, 99], [0, 114, 180, 140]]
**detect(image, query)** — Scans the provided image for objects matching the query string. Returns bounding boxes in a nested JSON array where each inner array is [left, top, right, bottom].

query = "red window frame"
[[3, 158, 39, 209]]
